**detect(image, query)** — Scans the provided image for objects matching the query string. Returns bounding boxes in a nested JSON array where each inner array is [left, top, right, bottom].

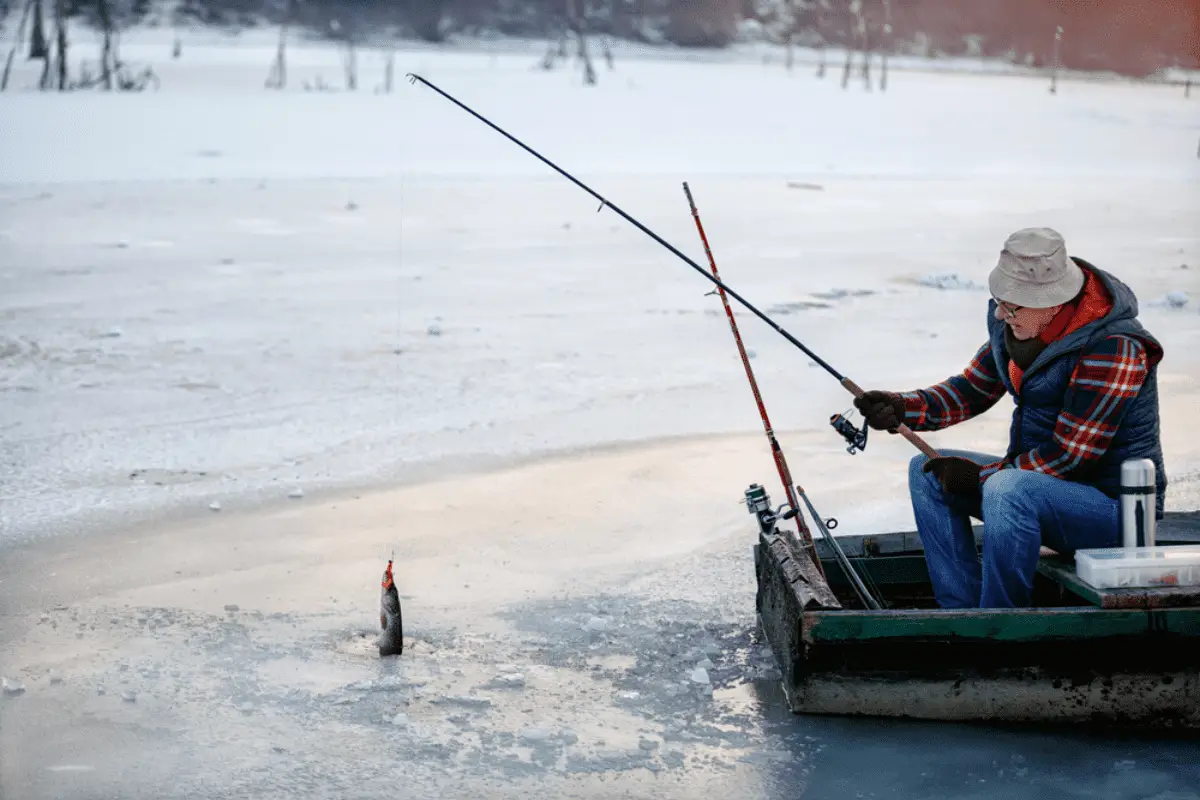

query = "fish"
[[379, 558, 404, 657]]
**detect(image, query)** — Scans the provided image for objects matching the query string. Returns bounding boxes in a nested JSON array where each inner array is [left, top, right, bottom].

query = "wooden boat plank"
[[1037, 557, 1200, 609], [763, 533, 841, 610]]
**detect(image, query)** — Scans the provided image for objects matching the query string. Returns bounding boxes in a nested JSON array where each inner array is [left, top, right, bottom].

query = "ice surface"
[[1, 27, 1199, 800], [919, 273, 986, 291]]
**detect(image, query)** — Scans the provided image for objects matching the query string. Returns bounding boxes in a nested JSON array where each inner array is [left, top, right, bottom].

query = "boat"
[[748, 483, 1200, 731]]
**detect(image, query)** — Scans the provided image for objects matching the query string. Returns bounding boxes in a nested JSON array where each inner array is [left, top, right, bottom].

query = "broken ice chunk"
[[519, 727, 553, 743], [689, 667, 710, 684], [919, 273, 983, 291], [2, 678, 26, 695], [488, 672, 526, 689], [431, 694, 492, 709]]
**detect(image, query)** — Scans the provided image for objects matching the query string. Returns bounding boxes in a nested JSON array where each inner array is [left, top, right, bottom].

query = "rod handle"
[[840, 377, 940, 459]]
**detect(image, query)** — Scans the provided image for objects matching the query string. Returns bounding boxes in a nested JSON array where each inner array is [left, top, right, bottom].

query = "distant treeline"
[[4, 0, 1197, 77]]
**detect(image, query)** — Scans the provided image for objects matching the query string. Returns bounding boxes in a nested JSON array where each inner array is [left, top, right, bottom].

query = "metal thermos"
[[1120, 458, 1157, 548]]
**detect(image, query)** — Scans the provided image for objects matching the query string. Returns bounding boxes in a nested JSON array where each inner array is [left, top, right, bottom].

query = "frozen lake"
[[2, 33, 1199, 799]]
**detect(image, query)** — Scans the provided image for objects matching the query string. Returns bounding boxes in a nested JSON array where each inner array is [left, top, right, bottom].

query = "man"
[[855, 227, 1166, 609]]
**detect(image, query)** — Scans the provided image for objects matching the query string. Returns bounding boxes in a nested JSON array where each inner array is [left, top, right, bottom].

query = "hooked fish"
[[379, 559, 403, 657]]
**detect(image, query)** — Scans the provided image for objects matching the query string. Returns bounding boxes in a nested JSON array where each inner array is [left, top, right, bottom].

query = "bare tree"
[[1, 0, 37, 90], [814, 0, 828, 78], [1049, 24, 1062, 94], [97, 0, 116, 89], [567, 0, 596, 85], [541, 0, 597, 85], [50, 0, 66, 90], [879, 0, 890, 91], [838, 0, 871, 90], [265, 0, 291, 89], [29, 0, 46, 59], [329, 18, 357, 91], [341, 35, 356, 90]]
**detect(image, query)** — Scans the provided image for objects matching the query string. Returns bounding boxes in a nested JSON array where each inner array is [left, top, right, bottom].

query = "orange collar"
[[1037, 266, 1112, 345], [1008, 266, 1113, 393]]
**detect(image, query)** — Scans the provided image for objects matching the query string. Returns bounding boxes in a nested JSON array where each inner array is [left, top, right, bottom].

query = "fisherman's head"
[[988, 227, 1084, 341]]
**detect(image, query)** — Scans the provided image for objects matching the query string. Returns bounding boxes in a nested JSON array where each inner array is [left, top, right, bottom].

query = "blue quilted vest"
[[985, 261, 1167, 518]]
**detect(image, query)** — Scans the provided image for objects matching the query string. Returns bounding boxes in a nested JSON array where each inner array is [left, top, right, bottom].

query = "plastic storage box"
[[1075, 545, 1200, 590]]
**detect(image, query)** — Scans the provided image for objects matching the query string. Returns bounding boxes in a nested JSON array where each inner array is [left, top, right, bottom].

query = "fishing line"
[[394, 105, 407, 563]]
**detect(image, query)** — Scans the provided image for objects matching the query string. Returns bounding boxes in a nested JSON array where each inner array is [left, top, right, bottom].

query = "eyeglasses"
[[992, 296, 1023, 320]]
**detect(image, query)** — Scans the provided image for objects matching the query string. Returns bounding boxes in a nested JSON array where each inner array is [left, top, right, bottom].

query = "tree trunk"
[[566, 0, 595, 85], [342, 40, 356, 91], [30, 0, 47, 60], [53, 0, 66, 90], [2, 0, 37, 90], [265, 0, 289, 89], [880, 0, 891, 91], [97, 0, 113, 89]]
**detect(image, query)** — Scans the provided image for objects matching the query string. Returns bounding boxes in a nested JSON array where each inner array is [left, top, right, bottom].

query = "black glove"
[[853, 390, 906, 432], [923, 456, 983, 498]]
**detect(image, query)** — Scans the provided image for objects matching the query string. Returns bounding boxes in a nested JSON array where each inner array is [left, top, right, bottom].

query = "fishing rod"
[[684, 182, 882, 610], [404, 73, 940, 461], [681, 181, 822, 576]]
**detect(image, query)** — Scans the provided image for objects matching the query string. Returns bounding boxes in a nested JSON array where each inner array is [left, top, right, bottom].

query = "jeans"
[[909, 449, 1120, 609]]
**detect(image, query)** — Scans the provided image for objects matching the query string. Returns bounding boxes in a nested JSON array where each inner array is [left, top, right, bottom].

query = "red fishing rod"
[[684, 183, 882, 610], [681, 183, 821, 576]]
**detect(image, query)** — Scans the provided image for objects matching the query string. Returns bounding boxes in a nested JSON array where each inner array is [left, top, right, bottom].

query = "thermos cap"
[[1120, 458, 1156, 485]]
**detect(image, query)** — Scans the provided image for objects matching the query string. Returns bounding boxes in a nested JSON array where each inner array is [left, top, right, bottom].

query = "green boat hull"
[[753, 505, 1200, 730]]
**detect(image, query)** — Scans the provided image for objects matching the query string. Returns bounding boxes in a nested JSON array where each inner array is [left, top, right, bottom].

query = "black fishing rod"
[[405, 73, 940, 461]]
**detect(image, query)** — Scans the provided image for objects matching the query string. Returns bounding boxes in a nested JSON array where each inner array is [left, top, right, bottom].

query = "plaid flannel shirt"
[[899, 335, 1150, 485]]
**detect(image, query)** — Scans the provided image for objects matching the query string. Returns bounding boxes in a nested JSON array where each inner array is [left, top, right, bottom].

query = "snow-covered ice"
[[2, 28, 1200, 800]]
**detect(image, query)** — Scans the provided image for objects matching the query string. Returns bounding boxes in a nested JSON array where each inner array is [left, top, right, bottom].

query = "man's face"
[[993, 299, 1063, 341]]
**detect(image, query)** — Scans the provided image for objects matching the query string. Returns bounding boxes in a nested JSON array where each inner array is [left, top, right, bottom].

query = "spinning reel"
[[743, 483, 837, 537], [829, 410, 869, 455], [744, 483, 796, 533]]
